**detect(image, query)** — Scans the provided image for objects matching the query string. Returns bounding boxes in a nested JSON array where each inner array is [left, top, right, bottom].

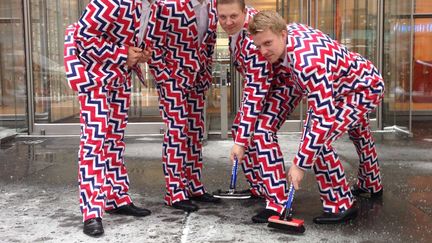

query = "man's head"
[[217, 0, 247, 35], [248, 10, 287, 64]]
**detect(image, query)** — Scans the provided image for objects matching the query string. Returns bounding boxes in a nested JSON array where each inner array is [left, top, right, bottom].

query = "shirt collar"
[[281, 35, 292, 67], [143, 0, 155, 8], [191, 0, 208, 7]]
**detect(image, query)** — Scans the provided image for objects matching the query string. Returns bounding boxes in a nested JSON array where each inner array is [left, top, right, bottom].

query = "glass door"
[[411, 17, 432, 136], [410, 0, 432, 137], [207, 25, 234, 137], [382, 0, 413, 134], [0, 0, 27, 135]]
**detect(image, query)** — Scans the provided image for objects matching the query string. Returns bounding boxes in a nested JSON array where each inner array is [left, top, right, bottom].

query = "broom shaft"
[[229, 158, 238, 190], [282, 183, 295, 220]]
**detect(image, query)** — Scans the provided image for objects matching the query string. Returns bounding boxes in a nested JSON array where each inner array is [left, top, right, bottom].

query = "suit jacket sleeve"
[[198, 30, 216, 89], [147, 0, 170, 83], [234, 43, 273, 147], [293, 65, 336, 170], [74, 0, 128, 66]]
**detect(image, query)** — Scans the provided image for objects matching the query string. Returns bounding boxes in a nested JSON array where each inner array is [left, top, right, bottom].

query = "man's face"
[[252, 29, 287, 64], [217, 3, 246, 35]]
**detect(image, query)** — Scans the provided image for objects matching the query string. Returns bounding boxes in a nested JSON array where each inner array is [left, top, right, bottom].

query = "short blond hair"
[[248, 10, 287, 35]]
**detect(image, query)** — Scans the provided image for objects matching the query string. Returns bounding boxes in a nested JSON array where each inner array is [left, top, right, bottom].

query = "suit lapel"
[[133, 0, 143, 47], [185, 0, 199, 49], [200, 0, 217, 49]]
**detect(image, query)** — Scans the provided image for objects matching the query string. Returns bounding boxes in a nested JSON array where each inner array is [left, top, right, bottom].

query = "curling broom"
[[213, 157, 251, 199], [268, 183, 305, 234]]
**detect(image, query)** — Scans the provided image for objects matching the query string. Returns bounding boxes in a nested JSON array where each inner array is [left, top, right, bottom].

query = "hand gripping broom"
[[213, 157, 251, 199], [268, 183, 305, 234]]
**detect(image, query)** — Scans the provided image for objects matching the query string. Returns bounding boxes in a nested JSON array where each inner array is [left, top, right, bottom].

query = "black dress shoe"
[[251, 209, 280, 223], [105, 203, 151, 217], [237, 189, 264, 200], [190, 193, 221, 203], [351, 185, 383, 199], [83, 217, 104, 237], [313, 205, 358, 224], [172, 200, 199, 212]]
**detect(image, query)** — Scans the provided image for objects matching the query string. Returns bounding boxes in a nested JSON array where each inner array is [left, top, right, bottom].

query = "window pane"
[[383, 0, 412, 130], [412, 18, 432, 108], [0, 0, 27, 133], [415, 0, 432, 14]]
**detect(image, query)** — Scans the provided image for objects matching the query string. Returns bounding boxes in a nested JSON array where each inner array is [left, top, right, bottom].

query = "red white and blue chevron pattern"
[[146, 0, 217, 205], [65, 0, 151, 93], [229, 7, 304, 213], [63, 0, 157, 221], [148, 0, 217, 92], [77, 83, 133, 221], [277, 23, 384, 213], [158, 81, 207, 204], [348, 118, 383, 194]]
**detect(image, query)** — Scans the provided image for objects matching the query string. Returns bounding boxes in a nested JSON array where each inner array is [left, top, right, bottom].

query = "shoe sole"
[[313, 211, 358, 224], [83, 230, 104, 237], [105, 210, 151, 217], [172, 205, 199, 212]]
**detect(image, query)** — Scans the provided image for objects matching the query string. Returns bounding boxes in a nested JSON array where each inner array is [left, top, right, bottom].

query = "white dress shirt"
[[137, 0, 154, 46], [192, 0, 209, 44]]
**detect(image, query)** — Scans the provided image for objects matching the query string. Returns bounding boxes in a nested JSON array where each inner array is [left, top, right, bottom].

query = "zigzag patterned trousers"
[[311, 91, 383, 214], [78, 81, 132, 221], [232, 84, 303, 213], [157, 76, 207, 206]]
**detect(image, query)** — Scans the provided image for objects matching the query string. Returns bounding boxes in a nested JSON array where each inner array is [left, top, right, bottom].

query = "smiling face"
[[217, 2, 247, 35], [251, 28, 287, 64]]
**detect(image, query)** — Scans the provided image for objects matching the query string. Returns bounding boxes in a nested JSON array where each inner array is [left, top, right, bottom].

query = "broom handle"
[[282, 183, 295, 220], [229, 157, 238, 191]]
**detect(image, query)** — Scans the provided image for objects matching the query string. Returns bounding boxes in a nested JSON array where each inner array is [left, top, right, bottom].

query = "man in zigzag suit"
[[217, 0, 303, 223], [249, 11, 384, 224], [146, 0, 221, 212], [63, 0, 157, 237]]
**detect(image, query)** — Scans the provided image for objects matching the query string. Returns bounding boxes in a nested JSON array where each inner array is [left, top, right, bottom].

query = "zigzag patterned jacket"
[[147, 0, 218, 91], [281, 23, 385, 170], [64, 0, 154, 93], [231, 7, 276, 146]]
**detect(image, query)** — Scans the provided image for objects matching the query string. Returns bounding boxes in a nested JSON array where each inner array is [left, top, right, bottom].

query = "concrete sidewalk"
[[0, 133, 431, 242]]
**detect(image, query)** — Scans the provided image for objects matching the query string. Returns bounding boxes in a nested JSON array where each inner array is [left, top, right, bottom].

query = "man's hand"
[[230, 144, 245, 163], [138, 46, 152, 63], [126, 46, 144, 67], [288, 164, 305, 190]]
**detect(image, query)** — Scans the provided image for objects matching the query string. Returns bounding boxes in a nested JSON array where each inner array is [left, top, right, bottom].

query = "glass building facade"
[[0, 0, 431, 138]]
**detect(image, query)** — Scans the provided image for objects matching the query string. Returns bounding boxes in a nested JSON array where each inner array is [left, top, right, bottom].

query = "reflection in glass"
[[412, 18, 432, 107], [32, 0, 81, 124], [31, 0, 162, 125], [382, 0, 412, 131], [0, 1, 27, 133]]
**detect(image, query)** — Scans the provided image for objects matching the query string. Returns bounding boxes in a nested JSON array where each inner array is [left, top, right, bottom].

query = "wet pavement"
[[1, 132, 431, 242]]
